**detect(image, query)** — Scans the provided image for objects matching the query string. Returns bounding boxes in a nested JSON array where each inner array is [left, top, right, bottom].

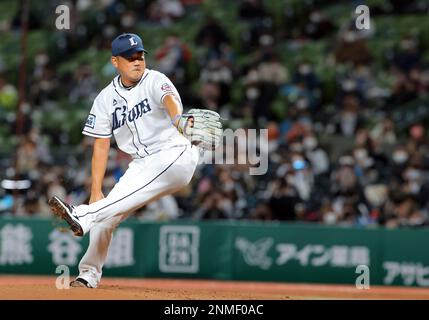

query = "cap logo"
[[129, 37, 137, 46]]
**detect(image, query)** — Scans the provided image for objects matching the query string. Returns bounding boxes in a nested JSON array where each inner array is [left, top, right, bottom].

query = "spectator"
[[200, 58, 233, 107], [268, 178, 301, 221], [2, 0, 429, 229], [335, 27, 372, 66], [195, 17, 230, 53], [155, 34, 192, 82], [238, 0, 268, 21], [147, 0, 185, 26], [69, 64, 98, 103], [392, 36, 421, 73], [303, 10, 335, 40]]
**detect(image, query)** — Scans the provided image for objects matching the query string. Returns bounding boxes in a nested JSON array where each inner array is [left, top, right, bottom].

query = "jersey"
[[82, 68, 190, 158]]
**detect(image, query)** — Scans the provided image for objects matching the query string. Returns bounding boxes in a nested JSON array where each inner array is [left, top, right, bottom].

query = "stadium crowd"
[[1, 0, 429, 228]]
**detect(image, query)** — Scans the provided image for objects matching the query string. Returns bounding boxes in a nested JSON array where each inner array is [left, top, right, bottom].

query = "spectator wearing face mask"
[[352, 146, 375, 186], [290, 61, 321, 110], [293, 61, 319, 92], [390, 146, 410, 180], [392, 147, 409, 164], [303, 134, 329, 176], [288, 155, 314, 201]]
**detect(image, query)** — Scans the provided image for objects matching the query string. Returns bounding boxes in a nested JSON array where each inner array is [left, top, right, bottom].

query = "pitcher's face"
[[111, 52, 146, 86]]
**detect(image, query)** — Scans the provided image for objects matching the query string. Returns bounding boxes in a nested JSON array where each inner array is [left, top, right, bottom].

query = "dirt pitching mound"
[[0, 276, 428, 300]]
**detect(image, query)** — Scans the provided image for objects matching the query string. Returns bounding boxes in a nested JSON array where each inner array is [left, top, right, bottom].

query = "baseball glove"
[[177, 109, 223, 150]]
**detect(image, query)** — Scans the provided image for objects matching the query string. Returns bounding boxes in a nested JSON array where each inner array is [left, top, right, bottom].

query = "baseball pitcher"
[[48, 33, 222, 288]]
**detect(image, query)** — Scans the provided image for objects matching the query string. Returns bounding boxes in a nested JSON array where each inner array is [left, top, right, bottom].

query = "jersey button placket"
[[116, 91, 144, 159]]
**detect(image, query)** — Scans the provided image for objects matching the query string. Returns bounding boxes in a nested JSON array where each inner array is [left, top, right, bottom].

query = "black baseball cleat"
[[70, 278, 94, 288], [48, 196, 84, 237]]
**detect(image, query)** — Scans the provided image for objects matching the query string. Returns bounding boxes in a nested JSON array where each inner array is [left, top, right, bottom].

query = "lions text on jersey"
[[83, 68, 190, 157]]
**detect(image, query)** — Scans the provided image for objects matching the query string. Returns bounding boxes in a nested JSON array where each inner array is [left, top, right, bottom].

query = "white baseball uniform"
[[73, 68, 199, 287]]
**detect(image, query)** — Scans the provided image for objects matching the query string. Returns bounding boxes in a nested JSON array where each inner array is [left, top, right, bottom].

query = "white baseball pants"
[[73, 144, 199, 287]]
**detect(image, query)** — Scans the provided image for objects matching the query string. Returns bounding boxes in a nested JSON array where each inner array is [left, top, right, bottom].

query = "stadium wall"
[[0, 217, 428, 287]]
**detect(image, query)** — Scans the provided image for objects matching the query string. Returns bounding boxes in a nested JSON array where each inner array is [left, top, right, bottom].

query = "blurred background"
[[1, 0, 429, 229]]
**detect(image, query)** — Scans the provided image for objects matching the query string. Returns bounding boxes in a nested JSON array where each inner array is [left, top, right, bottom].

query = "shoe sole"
[[70, 280, 87, 288], [70, 279, 93, 288], [48, 197, 83, 237]]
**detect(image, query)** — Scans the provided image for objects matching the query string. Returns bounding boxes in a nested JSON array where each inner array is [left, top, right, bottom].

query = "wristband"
[[171, 114, 181, 127]]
